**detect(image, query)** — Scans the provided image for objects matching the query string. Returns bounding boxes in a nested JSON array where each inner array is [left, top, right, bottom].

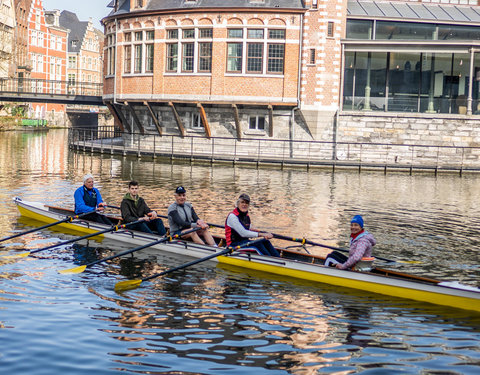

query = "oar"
[[160, 216, 402, 264], [111, 210, 407, 264], [114, 238, 265, 292], [170, 218, 407, 264], [0, 209, 98, 243], [270, 233, 419, 264], [58, 227, 202, 274], [3, 219, 145, 259]]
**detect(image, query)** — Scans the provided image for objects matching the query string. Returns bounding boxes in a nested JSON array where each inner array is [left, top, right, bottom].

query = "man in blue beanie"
[[324, 215, 376, 270]]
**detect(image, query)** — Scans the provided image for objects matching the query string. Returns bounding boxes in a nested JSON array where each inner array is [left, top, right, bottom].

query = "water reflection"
[[85, 260, 480, 374], [2, 130, 480, 374]]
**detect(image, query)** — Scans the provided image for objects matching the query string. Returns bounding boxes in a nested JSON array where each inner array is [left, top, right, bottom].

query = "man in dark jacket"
[[120, 181, 166, 235]]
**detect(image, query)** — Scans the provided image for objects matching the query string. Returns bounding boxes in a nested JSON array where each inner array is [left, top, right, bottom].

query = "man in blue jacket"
[[74, 174, 112, 225]]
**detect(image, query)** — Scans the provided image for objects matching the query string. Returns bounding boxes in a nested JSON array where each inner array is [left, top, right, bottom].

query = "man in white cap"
[[73, 174, 112, 225]]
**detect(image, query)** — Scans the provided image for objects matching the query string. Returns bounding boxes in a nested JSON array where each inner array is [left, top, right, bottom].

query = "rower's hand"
[[148, 211, 157, 219], [261, 232, 273, 239], [97, 202, 106, 211], [143, 215, 150, 222], [197, 219, 208, 229]]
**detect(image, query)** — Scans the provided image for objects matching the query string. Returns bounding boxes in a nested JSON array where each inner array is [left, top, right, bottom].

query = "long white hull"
[[12, 197, 480, 312]]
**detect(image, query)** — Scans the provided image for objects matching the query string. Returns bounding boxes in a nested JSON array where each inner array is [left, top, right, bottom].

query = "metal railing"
[[0, 77, 103, 97], [68, 127, 480, 173]]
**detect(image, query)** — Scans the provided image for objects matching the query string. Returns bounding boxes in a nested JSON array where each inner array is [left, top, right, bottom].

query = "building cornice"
[[102, 7, 307, 25]]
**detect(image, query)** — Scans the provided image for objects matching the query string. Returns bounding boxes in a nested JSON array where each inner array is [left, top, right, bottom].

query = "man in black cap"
[[167, 186, 216, 246], [224, 193, 279, 257]]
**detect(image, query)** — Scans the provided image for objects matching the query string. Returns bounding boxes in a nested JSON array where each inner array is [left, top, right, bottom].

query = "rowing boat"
[[11, 197, 480, 312]]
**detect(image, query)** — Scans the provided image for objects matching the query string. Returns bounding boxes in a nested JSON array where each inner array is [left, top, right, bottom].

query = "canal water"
[[1, 129, 480, 374]]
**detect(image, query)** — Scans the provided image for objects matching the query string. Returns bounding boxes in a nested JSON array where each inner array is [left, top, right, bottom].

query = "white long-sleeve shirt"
[[226, 213, 259, 239]]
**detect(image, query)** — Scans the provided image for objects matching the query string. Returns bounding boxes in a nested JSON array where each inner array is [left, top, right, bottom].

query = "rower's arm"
[[169, 210, 196, 229], [226, 214, 259, 238], [74, 188, 93, 214]]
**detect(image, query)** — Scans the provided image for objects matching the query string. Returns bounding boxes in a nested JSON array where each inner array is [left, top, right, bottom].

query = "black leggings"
[[324, 251, 348, 267], [232, 238, 280, 257]]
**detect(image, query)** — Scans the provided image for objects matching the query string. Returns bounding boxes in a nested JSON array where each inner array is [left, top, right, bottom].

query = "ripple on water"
[[2, 130, 480, 374]]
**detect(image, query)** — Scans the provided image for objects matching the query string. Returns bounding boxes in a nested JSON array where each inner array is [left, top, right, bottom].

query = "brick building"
[[0, 0, 15, 78], [26, 0, 68, 121], [102, 0, 343, 140], [13, 0, 32, 79], [59, 11, 104, 95], [102, 0, 480, 149], [58, 10, 105, 124]]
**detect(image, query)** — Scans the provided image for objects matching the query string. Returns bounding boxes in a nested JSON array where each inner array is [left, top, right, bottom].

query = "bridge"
[[0, 78, 103, 106]]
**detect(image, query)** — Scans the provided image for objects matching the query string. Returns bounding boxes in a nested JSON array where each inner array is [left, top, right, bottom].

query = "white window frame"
[[165, 27, 213, 74], [123, 29, 155, 75], [56, 58, 61, 80], [248, 115, 266, 131], [226, 27, 285, 76], [50, 57, 55, 80], [37, 55, 43, 73], [191, 112, 203, 128], [31, 30, 37, 46], [106, 33, 116, 76]]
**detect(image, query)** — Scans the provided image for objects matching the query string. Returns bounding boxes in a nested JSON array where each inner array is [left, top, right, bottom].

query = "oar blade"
[[114, 279, 142, 292], [58, 265, 87, 274], [2, 251, 31, 259]]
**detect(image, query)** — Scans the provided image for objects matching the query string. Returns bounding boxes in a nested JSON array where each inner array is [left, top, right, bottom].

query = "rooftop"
[[348, 0, 480, 24]]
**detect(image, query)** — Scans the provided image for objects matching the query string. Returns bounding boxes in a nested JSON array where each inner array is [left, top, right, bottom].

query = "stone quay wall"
[[70, 114, 480, 174], [336, 113, 480, 169]]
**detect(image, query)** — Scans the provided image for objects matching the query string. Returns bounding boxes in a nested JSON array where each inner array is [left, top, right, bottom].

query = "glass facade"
[[344, 19, 480, 114], [346, 20, 480, 41], [343, 51, 480, 114]]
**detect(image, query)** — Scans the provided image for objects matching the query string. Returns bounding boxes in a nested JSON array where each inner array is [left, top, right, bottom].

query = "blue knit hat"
[[351, 215, 364, 228]]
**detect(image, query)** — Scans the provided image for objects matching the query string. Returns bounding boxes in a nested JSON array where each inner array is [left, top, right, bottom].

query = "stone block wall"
[[338, 113, 480, 147], [337, 113, 480, 165], [121, 104, 315, 141]]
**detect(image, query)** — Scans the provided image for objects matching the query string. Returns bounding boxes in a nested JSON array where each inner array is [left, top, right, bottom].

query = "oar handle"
[[106, 205, 121, 210]]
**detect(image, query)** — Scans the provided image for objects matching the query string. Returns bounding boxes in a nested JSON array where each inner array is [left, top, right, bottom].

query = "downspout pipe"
[[297, 13, 303, 111], [334, 43, 346, 160], [290, 12, 304, 158], [113, 17, 119, 105]]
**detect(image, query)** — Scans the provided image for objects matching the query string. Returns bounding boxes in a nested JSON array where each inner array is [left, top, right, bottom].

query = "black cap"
[[238, 193, 250, 202], [175, 186, 186, 194]]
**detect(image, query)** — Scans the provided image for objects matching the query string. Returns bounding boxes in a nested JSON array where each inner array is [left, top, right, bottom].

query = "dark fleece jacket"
[[120, 193, 153, 223]]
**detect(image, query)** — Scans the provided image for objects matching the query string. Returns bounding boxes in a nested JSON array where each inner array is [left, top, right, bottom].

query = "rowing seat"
[[354, 257, 375, 272]]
